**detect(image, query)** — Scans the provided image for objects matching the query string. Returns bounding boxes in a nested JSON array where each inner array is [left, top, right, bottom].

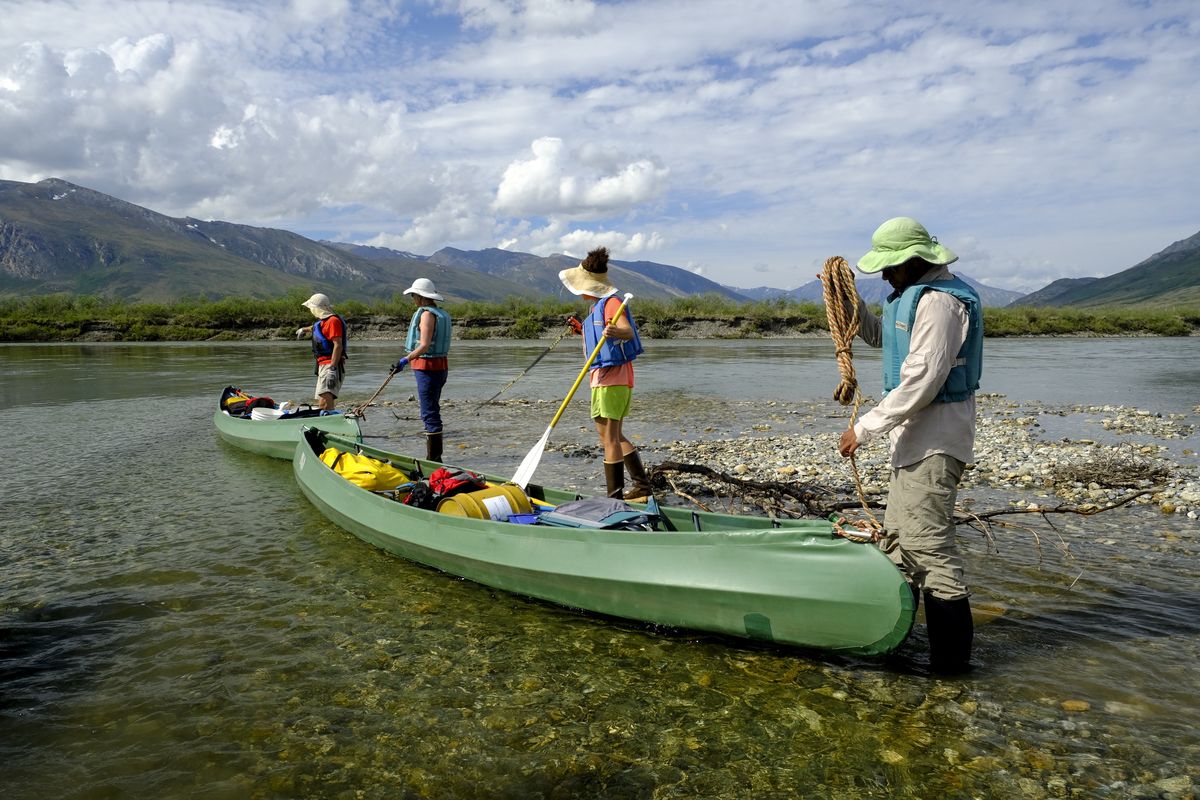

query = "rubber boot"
[[623, 450, 653, 503], [924, 593, 974, 675], [425, 432, 443, 463], [603, 461, 625, 499]]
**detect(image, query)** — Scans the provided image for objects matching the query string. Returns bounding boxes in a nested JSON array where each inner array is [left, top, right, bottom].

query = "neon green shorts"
[[590, 385, 632, 420]]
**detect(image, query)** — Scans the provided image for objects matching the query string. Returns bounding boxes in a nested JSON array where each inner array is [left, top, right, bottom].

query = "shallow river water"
[[1, 338, 1198, 799]]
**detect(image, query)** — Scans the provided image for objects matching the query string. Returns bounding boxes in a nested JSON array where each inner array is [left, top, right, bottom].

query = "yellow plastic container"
[[437, 484, 533, 521]]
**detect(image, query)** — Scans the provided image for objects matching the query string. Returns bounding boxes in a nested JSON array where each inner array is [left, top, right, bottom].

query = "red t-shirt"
[[315, 315, 345, 367]]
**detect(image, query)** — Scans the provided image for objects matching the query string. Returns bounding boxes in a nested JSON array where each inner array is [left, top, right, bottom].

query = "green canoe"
[[293, 429, 915, 655], [214, 409, 362, 460]]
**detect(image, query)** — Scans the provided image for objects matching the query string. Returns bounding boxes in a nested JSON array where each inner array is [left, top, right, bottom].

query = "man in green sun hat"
[[837, 216, 983, 674]]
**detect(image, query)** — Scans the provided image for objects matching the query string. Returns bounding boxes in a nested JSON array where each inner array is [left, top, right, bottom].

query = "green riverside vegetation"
[[1, 291, 1198, 342]]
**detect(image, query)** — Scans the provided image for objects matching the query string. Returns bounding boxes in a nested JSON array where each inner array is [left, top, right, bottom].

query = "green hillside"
[[0, 179, 537, 303], [1013, 230, 1200, 308], [0, 179, 321, 301]]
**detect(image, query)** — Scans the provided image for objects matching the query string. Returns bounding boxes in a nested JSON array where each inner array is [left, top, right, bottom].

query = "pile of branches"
[[1046, 448, 1172, 488], [646, 460, 874, 519]]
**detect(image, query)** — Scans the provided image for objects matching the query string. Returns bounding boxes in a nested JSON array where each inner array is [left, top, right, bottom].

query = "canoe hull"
[[213, 410, 361, 459], [293, 431, 915, 655]]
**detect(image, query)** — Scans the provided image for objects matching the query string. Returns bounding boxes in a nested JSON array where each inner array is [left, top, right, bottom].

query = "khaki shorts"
[[879, 453, 968, 601], [315, 363, 343, 400], [590, 385, 632, 420]]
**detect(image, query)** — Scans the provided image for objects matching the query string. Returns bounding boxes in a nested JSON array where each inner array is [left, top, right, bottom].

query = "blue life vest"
[[406, 307, 452, 359], [584, 296, 644, 368], [881, 276, 983, 403], [311, 314, 347, 364]]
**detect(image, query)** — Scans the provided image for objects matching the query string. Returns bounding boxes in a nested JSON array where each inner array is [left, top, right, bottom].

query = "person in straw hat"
[[837, 216, 984, 674], [296, 292, 347, 411], [390, 278, 452, 463], [558, 247, 652, 501]]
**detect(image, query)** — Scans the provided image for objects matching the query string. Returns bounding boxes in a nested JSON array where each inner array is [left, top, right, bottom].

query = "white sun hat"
[[301, 292, 335, 317], [403, 278, 444, 301]]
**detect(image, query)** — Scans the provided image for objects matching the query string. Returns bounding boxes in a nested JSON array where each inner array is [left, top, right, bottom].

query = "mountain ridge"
[[727, 273, 1023, 308], [1, 177, 1196, 308]]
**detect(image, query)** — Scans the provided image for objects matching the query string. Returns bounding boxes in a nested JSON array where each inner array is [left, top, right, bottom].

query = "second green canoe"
[[214, 409, 361, 459]]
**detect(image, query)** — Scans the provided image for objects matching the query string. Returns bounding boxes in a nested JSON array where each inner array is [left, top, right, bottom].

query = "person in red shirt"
[[296, 293, 347, 411]]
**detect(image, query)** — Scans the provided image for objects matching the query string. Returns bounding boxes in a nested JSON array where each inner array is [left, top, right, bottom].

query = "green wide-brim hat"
[[856, 216, 958, 274]]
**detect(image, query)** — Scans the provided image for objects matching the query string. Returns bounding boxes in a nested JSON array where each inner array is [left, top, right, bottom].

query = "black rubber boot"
[[425, 432, 443, 463], [623, 450, 653, 503], [924, 593, 974, 675], [603, 461, 625, 499]]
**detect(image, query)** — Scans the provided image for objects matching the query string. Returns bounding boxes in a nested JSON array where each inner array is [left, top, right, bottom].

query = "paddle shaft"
[[346, 370, 398, 418], [471, 323, 574, 414]]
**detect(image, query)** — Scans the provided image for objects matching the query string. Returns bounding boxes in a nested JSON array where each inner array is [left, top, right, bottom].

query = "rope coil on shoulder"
[[820, 255, 883, 542]]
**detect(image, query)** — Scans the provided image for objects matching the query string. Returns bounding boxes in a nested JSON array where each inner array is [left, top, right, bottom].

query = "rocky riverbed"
[[654, 394, 1200, 521]]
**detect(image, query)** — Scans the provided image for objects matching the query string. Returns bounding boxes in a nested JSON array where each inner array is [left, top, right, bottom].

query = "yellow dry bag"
[[319, 447, 410, 491]]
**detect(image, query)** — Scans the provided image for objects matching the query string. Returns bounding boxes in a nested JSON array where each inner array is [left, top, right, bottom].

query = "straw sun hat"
[[856, 217, 958, 274], [558, 247, 617, 297]]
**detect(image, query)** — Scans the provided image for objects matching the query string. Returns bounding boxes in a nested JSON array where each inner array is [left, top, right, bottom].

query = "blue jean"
[[413, 368, 447, 433]]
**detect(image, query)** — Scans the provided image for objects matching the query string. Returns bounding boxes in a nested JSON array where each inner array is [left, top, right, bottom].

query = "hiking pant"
[[414, 368, 447, 433], [879, 453, 968, 601]]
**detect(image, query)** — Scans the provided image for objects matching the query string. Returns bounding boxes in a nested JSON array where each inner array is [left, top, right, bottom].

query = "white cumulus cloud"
[[494, 136, 669, 217]]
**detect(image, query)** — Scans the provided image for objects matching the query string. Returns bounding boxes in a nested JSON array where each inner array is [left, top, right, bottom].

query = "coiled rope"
[[820, 256, 861, 407], [820, 255, 884, 542]]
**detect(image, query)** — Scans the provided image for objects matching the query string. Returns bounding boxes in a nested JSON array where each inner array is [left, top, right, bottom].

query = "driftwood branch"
[[649, 460, 870, 518], [954, 488, 1157, 523], [649, 462, 1160, 536]]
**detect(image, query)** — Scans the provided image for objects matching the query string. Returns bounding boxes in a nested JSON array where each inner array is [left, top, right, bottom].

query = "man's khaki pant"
[[879, 453, 968, 601]]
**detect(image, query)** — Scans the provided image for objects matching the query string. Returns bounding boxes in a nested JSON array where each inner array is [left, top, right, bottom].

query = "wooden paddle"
[[511, 293, 633, 488]]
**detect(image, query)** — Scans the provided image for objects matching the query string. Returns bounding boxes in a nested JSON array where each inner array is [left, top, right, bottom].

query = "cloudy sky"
[[1, 0, 1197, 292]]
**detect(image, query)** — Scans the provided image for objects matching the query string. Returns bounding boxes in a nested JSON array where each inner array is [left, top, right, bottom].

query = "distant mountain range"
[[1, 177, 1196, 308], [731, 274, 1024, 307]]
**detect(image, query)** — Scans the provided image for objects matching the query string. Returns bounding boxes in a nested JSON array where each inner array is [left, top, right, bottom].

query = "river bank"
[[18, 316, 1200, 343], [3, 294, 1199, 341]]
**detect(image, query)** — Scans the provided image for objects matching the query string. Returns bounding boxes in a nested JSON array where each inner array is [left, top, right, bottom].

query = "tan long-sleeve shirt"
[[852, 266, 977, 469]]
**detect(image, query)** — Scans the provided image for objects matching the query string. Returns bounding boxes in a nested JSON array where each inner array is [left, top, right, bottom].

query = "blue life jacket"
[[406, 307, 452, 359], [584, 295, 644, 368], [881, 276, 983, 403], [311, 314, 348, 365]]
